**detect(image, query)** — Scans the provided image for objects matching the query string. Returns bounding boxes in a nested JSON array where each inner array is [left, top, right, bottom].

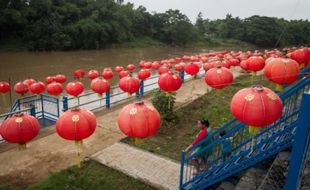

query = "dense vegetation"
[[0, 0, 309, 51]]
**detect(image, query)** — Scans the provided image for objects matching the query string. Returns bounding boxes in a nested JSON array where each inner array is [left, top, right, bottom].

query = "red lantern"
[[240, 60, 249, 71], [102, 68, 114, 80], [0, 113, 40, 147], [175, 57, 181, 63], [290, 48, 310, 66], [74, 69, 85, 79], [119, 76, 140, 94], [139, 61, 145, 68], [151, 61, 160, 70], [56, 108, 96, 141], [0, 82, 10, 93], [174, 64, 184, 72], [203, 63, 213, 72], [246, 56, 265, 72], [117, 101, 160, 138], [230, 86, 283, 127], [158, 72, 182, 92], [221, 60, 231, 69], [201, 57, 208, 63], [205, 66, 233, 89], [14, 82, 28, 96], [158, 66, 170, 75], [126, 64, 135, 71], [91, 78, 111, 95], [264, 58, 300, 85], [30, 81, 46, 95], [88, 70, 99, 80], [119, 70, 131, 79], [184, 62, 200, 76], [23, 78, 36, 87], [47, 82, 63, 96], [55, 74, 66, 83], [182, 56, 191, 62], [115, 66, 124, 73], [46, 76, 56, 84], [138, 69, 151, 80], [229, 58, 240, 66], [144, 62, 152, 69], [66, 81, 84, 97]]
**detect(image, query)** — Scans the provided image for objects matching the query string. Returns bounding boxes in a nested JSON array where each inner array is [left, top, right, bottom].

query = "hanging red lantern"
[[229, 58, 240, 66], [91, 78, 111, 95], [240, 60, 249, 71], [264, 58, 300, 91], [139, 61, 145, 68], [56, 108, 96, 141], [30, 81, 46, 95], [47, 82, 63, 96], [203, 63, 213, 72], [88, 70, 99, 80], [290, 48, 310, 67], [55, 74, 66, 83], [201, 57, 208, 63], [158, 66, 170, 75], [182, 56, 191, 62], [138, 69, 151, 80], [102, 68, 114, 80], [205, 66, 233, 89], [46, 76, 56, 84], [119, 70, 131, 79], [230, 86, 283, 127], [118, 101, 160, 139], [174, 63, 184, 72], [14, 82, 28, 96], [23, 78, 36, 87], [184, 62, 200, 75], [119, 76, 140, 95], [74, 69, 85, 80], [115, 66, 124, 73], [221, 60, 231, 69], [151, 61, 160, 70], [158, 72, 182, 92], [66, 81, 84, 97], [0, 82, 10, 93], [246, 56, 265, 73], [144, 62, 152, 69], [175, 57, 181, 63], [126, 64, 135, 71], [0, 113, 40, 149]]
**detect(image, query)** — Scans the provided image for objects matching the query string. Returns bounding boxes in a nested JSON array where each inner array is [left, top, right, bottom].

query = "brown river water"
[[0, 46, 209, 113]]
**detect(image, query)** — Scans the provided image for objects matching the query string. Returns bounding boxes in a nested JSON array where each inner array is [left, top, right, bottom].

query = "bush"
[[152, 89, 178, 127]]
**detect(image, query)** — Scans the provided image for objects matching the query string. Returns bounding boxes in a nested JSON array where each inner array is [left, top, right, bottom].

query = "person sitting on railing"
[[219, 130, 233, 161], [185, 119, 213, 174]]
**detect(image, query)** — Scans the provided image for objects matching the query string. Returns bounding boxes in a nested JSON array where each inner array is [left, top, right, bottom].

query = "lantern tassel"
[[300, 63, 305, 69], [275, 84, 284, 92], [215, 89, 222, 96], [251, 71, 256, 84], [249, 126, 261, 151], [165, 92, 172, 109], [75, 140, 83, 168], [134, 138, 144, 145], [18, 143, 27, 150], [128, 93, 132, 98]]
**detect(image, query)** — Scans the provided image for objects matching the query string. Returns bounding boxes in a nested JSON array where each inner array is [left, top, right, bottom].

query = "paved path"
[[92, 142, 180, 190]]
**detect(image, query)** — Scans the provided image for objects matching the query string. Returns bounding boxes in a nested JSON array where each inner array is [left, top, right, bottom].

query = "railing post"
[[62, 96, 68, 112], [30, 104, 36, 117], [105, 91, 110, 109], [140, 80, 144, 97], [17, 99, 21, 110], [179, 71, 185, 82], [179, 151, 186, 190], [56, 98, 60, 117], [284, 92, 310, 190], [40, 94, 44, 119]]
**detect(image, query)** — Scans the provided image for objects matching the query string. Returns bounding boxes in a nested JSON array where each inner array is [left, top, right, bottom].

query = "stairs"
[[179, 67, 310, 190]]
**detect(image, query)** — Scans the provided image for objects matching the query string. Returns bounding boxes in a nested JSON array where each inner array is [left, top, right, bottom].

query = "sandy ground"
[[0, 67, 242, 186]]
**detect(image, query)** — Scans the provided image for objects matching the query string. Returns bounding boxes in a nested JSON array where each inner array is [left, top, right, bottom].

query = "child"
[[219, 130, 233, 161]]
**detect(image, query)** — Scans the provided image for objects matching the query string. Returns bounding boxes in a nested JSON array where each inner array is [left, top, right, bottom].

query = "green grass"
[[0, 160, 156, 190], [122, 73, 275, 161]]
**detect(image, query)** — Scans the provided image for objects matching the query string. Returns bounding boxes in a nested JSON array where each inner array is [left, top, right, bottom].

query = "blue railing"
[[179, 67, 310, 190]]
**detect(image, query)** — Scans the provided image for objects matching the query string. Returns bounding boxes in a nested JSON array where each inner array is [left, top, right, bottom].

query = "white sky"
[[124, 0, 310, 22]]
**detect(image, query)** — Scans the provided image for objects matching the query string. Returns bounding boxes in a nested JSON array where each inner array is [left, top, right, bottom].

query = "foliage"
[[0, 160, 155, 190], [195, 14, 310, 48], [151, 89, 177, 127]]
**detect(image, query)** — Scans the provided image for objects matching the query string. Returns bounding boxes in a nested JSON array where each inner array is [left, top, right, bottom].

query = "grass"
[[0, 160, 156, 190], [122, 73, 276, 161]]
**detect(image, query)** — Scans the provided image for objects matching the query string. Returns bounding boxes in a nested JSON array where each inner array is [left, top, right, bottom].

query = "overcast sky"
[[124, 0, 310, 22]]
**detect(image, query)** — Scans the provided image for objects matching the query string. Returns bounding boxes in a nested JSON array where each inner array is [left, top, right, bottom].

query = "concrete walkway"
[[92, 142, 180, 190]]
